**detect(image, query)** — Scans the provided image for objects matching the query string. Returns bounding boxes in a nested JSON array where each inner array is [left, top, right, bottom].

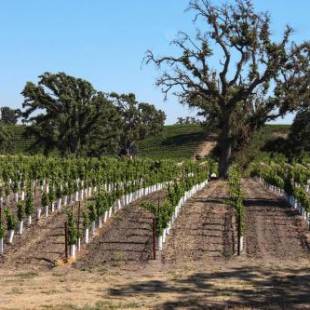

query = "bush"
[[17, 202, 25, 221], [41, 192, 49, 207], [25, 190, 34, 216], [67, 211, 77, 245], [82, 211, 90, 229], [5, 208, 16, 230], [0, 220, 4, 239], [88, 203, 97, 222]]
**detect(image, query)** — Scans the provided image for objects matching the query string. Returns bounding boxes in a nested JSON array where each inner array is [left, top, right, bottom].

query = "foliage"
[[0, 107, 18, 124], [87, 203, 97, 223], [25, 190, 34, 216], [0, 123, 13, 153], [41, 192, 49, 207], [95, 192, 109, 217], [228, 165, 244, 236], [140, 162, 209, 235], [0, 219, 3, 239], [82, 211, 90, 229], [21, 72, 121, 156], [251, 160, 310, 211], [5, 208, 16, 230], [139, 124, 205, 159], [48, 187, 56, 204], [287, 108, 310, 157], [109, 92, 166, 156], [294, 187, 310, 212], [17, 202, 25, 221], [67, 211, 77, 245]]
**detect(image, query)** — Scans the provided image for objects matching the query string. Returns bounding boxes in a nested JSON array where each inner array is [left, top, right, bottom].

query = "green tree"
[[146, 0, 309, 177], [110, 93, 166, 156], [21, 72, 121, 156], [287, 109, 310, 157], [0, 107, 18, 124], [0, 123, 12, 153]]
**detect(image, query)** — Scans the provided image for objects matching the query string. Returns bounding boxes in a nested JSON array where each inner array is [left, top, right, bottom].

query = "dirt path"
[[0, 202, 82, 271], [163, 180, 237, 263], [243, 178, 310, 260], [74, 190, 166, 269], [1, 190, 167, 271], [193, 136, 217, 159]]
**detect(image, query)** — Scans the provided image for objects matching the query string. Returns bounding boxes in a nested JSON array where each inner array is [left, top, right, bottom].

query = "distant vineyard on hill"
[[138, 124, 206, 159], [6, 123, 290, 159]]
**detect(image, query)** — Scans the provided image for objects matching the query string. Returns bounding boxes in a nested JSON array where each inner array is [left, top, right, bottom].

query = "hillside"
[[138, 123, 290, 160], [4, 123, 290, 159], [138, 124, 206, 160]]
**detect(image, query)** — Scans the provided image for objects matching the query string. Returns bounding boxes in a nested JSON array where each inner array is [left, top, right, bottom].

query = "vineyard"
[[0, 156, 210, 268], [1, 0, 310, 308], [0, 155, 309, 308]]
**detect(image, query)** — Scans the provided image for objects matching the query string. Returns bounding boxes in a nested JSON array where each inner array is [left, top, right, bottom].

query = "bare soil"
[[163, 180, 237, 264], [243, 178, 310, 260], [193, 135, 217, 159], [75, 190, 167, 269], [0, 200, 82, 271]]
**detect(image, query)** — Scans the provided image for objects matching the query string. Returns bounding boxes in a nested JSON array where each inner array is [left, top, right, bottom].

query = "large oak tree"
[[21, 72, 121, 156], [146, 0, 310, 177]]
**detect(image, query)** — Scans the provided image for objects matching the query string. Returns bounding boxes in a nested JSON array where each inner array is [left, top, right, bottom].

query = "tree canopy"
[[21, 72, 121, 156], [110, 92, 166, 156], [21, 72, 165, 157], [146, 0, 310, 177], [287, 109, 310, 157], [0, 107, 18, 124]]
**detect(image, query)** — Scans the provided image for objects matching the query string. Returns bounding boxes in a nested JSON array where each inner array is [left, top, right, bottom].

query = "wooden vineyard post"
[[152, 217, 156, 260], [64, 221, 68, 261]]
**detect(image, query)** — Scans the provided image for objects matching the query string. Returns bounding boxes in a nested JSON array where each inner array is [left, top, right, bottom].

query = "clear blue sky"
[[0, 0, 309, 124]]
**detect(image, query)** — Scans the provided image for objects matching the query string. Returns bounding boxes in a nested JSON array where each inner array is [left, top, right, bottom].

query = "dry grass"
[[1, 257, 310, 309]]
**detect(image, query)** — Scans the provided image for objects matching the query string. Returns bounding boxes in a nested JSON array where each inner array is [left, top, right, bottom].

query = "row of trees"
[[176, 117, 201, 125], [0, 75, 166, 157], [20, 72, 165, 157]]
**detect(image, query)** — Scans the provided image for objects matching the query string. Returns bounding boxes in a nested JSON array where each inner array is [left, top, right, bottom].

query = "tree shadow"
[[244, 197, 289, 208], [108, 265, 310, 309]]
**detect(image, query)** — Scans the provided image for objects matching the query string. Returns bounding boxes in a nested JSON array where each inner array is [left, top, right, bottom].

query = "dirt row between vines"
[[0, 190, 167, 272], [74, 190, 167, 270], [243, 178, 310, 260], [162, 180, 237, 264], [0, 199, 83, 270]]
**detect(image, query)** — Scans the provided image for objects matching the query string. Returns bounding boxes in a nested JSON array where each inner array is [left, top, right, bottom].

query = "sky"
[[0, 0, 309, 125]]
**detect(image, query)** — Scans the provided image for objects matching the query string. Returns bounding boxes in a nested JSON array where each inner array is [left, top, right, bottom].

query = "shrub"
[[17, 202, 25, 221], [41, 192, 49, 207], [5, 208, 16, 230], [67, 211, 77, 245], [25, 190, 34, 216]]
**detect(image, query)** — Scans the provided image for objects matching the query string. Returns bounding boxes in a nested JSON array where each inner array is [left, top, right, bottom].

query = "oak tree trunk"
[[218, 121, 232, 179]]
